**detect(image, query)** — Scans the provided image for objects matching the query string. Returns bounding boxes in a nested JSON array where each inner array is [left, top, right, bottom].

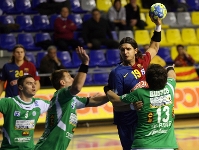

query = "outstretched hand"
[[149, 15, 162, 26], [76, 46, 89, 65]]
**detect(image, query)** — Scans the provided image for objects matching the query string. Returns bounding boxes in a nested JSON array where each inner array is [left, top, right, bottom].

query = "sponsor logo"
[[14, 111, 20, 117], [15, 120, 35, 130], [24, 68, 29, 73], [66, 132, 73, 139], [71, 101, 76, 109], [34, 101, 39, 106], [22, 131, 29, 136], [9, 70, 14, 72], [69, 113, 77, 126], [14, 137, 31, 143], [123, 73, 128, 78]]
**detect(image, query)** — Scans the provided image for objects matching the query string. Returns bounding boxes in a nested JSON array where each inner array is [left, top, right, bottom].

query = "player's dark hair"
[[119, 37, 143, 61], [17, 75, 34, 87], [91, 8, 100, 14], [50, 69, 69, 90], [176, 44, 184, 50], [11, 44, 28, 63], [146, 64, 167, 91]]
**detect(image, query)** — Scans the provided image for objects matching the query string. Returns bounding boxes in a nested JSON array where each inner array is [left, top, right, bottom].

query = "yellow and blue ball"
[[149, 3, 167, 20]]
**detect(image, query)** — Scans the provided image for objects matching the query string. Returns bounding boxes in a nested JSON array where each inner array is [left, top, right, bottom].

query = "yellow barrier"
[[0, 81, 199, 125]]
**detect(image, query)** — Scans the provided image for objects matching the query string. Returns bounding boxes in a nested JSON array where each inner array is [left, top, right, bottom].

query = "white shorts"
[[131, 149, 174, 150]]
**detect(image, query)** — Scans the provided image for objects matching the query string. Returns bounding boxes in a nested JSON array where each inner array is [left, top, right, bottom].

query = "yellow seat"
[[150, 30, 172, 46], [187, 46, 199, 63], [170, 46, 178, 61], [166, 29, 183, 45], [181, 28, 199, 45], [135, 30, 150, 45], [111, 0, 127, 6], [196, 28, 199, 41], [191, 12, 199, 25], [145, 14, 169, 29], [97, 0, 112, 12]]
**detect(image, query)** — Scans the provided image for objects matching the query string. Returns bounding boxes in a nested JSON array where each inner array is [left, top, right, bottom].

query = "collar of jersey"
[[16, 95, 33, 104]]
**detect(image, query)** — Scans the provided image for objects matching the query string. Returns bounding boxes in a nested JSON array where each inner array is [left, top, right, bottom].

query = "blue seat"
[[57, 51, 73, 68], [49, 14, 58, 30], [17, 33, 41, 51], [106, 49, 120, 66], [31, 0, 47, 9], [68, 14, 83, 29], [0, 0, 19, 14], [26, 52, 36, 65], [83, 13, 92, 22], [0, 15, 15, 24], [15, 0, 37, 14], [111, 31, 119, 41], [157, 47, 173, 64], [33, 15, 50, 31], [93, 73, 109, 85], [70, 0, 86, 13], [186, 0, 199, 11], [85, 74, 93, 85], [0, 34, 16, 51], [72, 50, 81, 67], [35, 33, 51, 43], [36, 51, 47, 69], [15, 15, 35, 32], [89, 50, 110, 67]]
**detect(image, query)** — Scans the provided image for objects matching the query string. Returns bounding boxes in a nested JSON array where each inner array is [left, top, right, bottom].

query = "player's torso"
[[1, 97, 41, 149]]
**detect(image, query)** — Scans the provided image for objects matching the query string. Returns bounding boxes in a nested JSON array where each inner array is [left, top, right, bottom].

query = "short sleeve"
[[0, 98, 9, 114], [57, 87, 74, 105], [166, 78, 176, 97], [120, 90, 139, 103], [36, 99, 50, 114], [73, 96, 87, 109]]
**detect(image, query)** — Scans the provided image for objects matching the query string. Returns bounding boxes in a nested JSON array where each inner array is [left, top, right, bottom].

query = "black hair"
[[17, 75, 34, 87], [11, 44, 28, 63]]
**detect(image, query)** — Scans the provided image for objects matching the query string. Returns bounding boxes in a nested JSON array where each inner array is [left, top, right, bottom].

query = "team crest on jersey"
[[14, 111, 20, 117], [137, 64, 143, 69], [24, 68, 29, 73], [32, 111, 36, 116], [34, 101, 39, 106], [22, 131, 30, 136]]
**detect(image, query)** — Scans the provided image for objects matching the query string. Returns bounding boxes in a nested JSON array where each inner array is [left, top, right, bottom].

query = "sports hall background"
[[0, 0, 199, 149]]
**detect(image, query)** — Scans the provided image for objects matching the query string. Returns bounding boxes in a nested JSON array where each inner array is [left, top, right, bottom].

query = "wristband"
[[151, 31, 161, 42], [78, 64, 88, 73], [155, 25, 161, 32], [166, 67, 174, 73]]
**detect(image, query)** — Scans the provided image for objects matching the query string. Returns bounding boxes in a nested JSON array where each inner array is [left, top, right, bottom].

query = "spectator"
[[143, 44, 166, 67], [82, 8, 119, 50], [39, 46, 66, 86], [174, 44, 195, 67], [108, 0, 127, 30], [54, 7, 81, 51], [125, 0, 147, 30], [0, 44, 40, 97]]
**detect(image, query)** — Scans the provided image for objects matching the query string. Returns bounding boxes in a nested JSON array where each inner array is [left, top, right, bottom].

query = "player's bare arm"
[[147, 17, 162, 59], [70, 46, 89, 95], [86, 95, 109, 107]]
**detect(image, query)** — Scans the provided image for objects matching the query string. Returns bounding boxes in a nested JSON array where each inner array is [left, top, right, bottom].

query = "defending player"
[[105, 64, 178, 150], [0, 75, 49, 150], [108, 17, 162, 149], [34, 47, 108, 150]]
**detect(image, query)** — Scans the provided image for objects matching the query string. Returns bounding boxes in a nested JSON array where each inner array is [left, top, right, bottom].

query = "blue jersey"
[[0, 61, 40, 97], [108, 52, 151, 125]]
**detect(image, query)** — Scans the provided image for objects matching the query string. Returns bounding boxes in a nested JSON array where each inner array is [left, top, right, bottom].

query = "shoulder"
[[32, 98, 50, 105]]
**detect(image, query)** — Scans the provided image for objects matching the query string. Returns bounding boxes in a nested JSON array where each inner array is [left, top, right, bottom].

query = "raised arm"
[[69, 47, 89, 95], [146, 17, 162, 59], [86, 95, 109, 107]]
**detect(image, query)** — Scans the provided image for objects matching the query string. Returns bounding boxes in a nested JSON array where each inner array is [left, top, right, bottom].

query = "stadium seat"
[[71, 50, 81, 67], [119, 30, 134, 42], [82, 13, 92, 22], [36, 51, 47, 69], [15, 0, 37, 14], [0, 0, 19, 14], [191, 12, 199, 26], [162, 12, 178, 27], [157, 47, 173, 64], [145, 14, 155, 29], [96, 0, 112, 12], [49, 14, 58, 30], [106, 49, 120, 66], [196, 28, 199, 41], [170, 46, 178, 61], [186, 0, 199, 11], [25, 52, 36, 65], [177, 12, 194, 27], [32, 0, 47, 9], [0, 15, 15, 24], [16, 15, 35, 32], [81, 0, 96, 11], [93, 73, 109, 85], [181, 28, 199, 45], [57, 51, 73, 68], [70, 0, 86, 13], [89, 50, 110, 67], [111, 31, 119, 41], [68, 14, 83, 29], [166, 29, 183, 45], [73, 31, 84, 45], [187, 46, 199, 63], [17, 33, 41, 51], [85, 74, 93, 85], [33, 15, 50, 31], [150, 30, 171, 46], [35, 33, 51, 42], [0, 34, 16, 51], [135, 30, 150, 46]]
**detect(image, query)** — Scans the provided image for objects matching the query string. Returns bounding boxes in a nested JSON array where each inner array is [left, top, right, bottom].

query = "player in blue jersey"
[[0, 44, 40, 97], [108, 17, 162, 149]]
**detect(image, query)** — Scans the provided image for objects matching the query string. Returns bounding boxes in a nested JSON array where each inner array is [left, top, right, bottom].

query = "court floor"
[[0, 118, 199, 150]]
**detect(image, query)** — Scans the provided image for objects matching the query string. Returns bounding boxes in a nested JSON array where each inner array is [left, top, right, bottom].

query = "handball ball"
[[149, 3, 167, 20]]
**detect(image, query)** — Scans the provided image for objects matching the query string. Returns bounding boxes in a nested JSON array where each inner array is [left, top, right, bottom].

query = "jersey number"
[[15, 70, 23, 78], [131, 69, 141, 79], [156, 106, 170, 123]]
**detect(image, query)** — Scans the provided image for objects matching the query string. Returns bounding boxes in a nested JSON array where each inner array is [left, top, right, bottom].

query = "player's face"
[[62, 72, 74, 87], [48, 49, 57, 59], [120, 43, 137, 62], [21, 77, 36, 97], [61, 7, 69, 18], [13, 48, 25, 61]]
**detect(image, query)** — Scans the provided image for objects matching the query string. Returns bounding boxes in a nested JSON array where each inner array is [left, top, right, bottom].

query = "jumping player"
[[0, 44, 40, 97], [108, 17, 162, 149], [105, 64, 178, 150]]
